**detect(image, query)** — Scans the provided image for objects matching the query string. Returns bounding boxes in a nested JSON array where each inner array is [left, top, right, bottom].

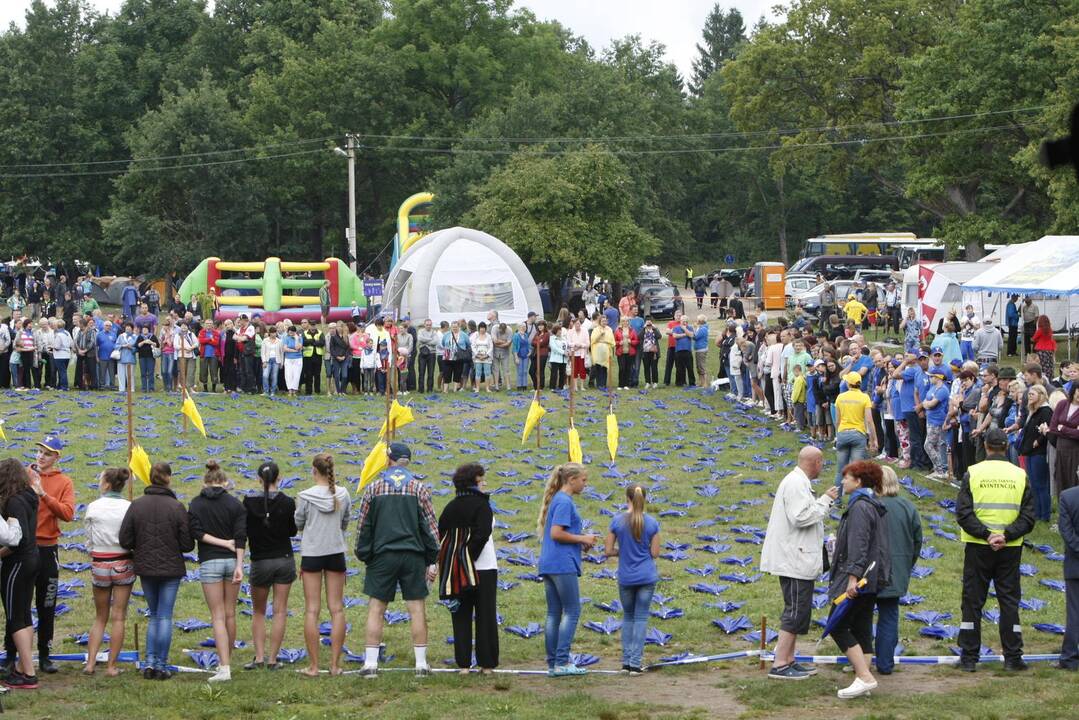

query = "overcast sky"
[[0, 0, 781, 78]]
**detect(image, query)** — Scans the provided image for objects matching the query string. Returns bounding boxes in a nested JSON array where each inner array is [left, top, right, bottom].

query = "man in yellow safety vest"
[[955, 427, 1035, 672], [685, 267, 693, 290], [299, 319, 324, 395]]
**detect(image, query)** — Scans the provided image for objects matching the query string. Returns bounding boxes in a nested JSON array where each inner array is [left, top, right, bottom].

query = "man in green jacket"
[[354, 443, 439, 678]]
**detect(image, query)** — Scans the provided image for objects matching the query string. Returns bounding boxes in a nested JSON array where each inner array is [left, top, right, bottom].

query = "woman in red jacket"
[[1031, 314, 1057, 379], [614, 318, 639, 391]]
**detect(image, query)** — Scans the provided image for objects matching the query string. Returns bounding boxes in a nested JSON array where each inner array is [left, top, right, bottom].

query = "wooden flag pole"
[[126, 364, 135, 502], [759, 615, 768, 670], [384, 330, 395, 441], [533, 341, 542, 448]]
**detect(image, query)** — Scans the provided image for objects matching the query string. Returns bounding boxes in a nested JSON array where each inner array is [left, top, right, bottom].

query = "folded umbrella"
[[644, 627, 672, 646], [742, 629, 778, 644], [817, 561, 876, 644], [582, 617, 623, 635], [504, 623, 543, 639], [705, 600, 746, 612], [650, 607, 684, 620], [919, 625, 959, 639], [712, 615, 753, 634], [905, 610, 953, 625], [689, 582, 729, 596]]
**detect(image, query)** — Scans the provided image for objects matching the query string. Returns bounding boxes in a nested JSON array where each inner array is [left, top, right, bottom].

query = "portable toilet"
[[754, 262, 786, 311]]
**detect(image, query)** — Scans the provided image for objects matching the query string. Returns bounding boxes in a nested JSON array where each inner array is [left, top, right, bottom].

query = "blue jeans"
[[331, 358, 349, 393], [1026, 453, 1051, 520], [834, 429, 868, 491], [161, 354, 175, 391], [53, 358, 69, 390], [741, 366, 751, 398], [141, 576, 181, 671], [543, 573, 581, 668], [263, 359, 279, 395], [618, 583, 655, 668], [515, 358, 530, 388], [730, 368, 742, 397], [874, 596, 899, 673], [140, 356, 155, 392]]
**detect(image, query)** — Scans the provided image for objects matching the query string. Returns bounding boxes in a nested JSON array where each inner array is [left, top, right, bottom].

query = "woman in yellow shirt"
[[833, 372, 878, 498], [590, 316, 615, 390]]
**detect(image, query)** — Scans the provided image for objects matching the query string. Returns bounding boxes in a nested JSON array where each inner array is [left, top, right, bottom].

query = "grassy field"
[[0, 380, 1075, 719]]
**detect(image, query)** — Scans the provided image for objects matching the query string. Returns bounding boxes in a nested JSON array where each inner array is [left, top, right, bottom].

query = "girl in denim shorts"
[[188, 460, 247, 683]]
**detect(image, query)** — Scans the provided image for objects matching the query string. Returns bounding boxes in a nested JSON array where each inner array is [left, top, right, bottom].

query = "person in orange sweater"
[[4, 436, 74, 676]]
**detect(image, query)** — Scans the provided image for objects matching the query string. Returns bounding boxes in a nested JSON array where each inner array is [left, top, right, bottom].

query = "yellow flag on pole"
[[359, 441, 388, 490], [181, 391, 207, 437], [606, 412, 619, 461], [379, 400, 415, 438], [521, 399, 546, 444], [567, 426, 583, 464], [0, 419, 6, 441], [129, 444, 152, 485]]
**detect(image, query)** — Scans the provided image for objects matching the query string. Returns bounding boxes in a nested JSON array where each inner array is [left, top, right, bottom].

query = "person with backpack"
[[604, 484, 661, 674], [242, 461, 297, 670]]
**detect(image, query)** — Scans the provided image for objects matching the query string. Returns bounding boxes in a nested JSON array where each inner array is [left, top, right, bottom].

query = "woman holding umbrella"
[[826, 460, 891, 699]]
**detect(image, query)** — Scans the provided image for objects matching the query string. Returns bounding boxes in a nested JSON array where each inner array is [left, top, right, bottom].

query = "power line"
[[0, 136, 339, 170], [0, 121, 1043, 178], [0, 104, 1050, 170], [0, 148, 327, 178], [348, 106, 1051, 144]]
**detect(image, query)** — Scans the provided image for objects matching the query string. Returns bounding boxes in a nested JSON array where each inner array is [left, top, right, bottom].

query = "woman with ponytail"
[[295, 452, 350, 676], [604, 484, 661, 674], [241, 460, 297, 670], [84, 467, 134, 676], [537, 463, 597, 677], [188, 461, 247, 683]]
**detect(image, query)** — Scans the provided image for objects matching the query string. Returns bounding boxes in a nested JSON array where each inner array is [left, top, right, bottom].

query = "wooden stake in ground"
[[125, 364, 134, 502], [759, 616, 767, 670]]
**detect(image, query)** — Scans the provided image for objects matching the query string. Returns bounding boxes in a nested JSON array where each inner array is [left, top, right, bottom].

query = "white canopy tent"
[[962, 235, 1079, 337], [382, 226, 542, 325]]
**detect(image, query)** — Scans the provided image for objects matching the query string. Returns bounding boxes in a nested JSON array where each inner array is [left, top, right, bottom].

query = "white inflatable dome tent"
[[383, 226, 542, 325]]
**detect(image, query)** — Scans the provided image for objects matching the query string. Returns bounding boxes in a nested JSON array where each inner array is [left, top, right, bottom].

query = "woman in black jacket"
[[1019, 385, 1053, 522], [0, 459, 39, 689], [437, 463, 498, 673], [188, 461, 246, 683], [118, 462, 195, 680], [241, 461, 297, 670], [829, 460, 891, 699]]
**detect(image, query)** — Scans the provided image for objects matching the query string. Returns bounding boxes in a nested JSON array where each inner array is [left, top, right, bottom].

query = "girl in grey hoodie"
[[294, 453, 351, 676]]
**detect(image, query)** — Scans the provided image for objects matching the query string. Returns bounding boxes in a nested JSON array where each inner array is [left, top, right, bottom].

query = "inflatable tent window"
[[384, 227, 541, 324]]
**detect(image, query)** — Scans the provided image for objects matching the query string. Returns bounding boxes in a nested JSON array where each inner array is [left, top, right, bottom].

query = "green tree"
[[689, 4, 745, 96], [465, 146, 660, 302], [102, 75, 268, 275]]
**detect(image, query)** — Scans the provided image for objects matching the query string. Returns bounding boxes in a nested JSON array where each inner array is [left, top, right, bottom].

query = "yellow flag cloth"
[[0, 419, 6, 441], [379, 400, 415, 438], [181, 392, 207, 437], [521, 399, 547, 443], [606, 413, 619, 461], [567, 427, 583, 464], [359, 441, 388, 489], [129, 444, 152, 485]]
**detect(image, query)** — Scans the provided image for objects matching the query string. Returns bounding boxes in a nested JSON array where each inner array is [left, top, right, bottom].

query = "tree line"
[[0, 0, 1076, 293]]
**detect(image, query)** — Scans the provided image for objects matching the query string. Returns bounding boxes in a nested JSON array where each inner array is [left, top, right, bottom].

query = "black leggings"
[[618, 354, 634, 388], [34, 545, 59, 657], [2, 556, 39, 657], [443, 359, 463, 384]]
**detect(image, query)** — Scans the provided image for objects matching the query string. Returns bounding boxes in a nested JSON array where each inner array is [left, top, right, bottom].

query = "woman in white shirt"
[[260, 326, 285, 396], [84, 467, 134, 676], [470, 322, 495, 392], [50, 323, 73, 391]]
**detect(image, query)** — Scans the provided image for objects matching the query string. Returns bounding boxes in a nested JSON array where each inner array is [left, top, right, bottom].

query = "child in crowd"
[[790, 364, 808, 432]]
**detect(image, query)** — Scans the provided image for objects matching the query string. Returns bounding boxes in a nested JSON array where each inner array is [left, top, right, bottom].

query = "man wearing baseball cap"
[[4, 436, 75, 676], [922, 371, 951, 480], [354, 442, 439, 679], [956, 427, 1035, 672]]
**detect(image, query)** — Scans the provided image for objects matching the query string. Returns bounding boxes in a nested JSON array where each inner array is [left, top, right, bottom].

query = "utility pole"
[[346, 134, 357, 273]]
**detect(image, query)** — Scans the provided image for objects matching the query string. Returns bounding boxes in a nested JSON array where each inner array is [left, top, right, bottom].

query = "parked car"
[[637, 283, 679, 319], [693, 268, 744, 287], [792, 279, 857, 318], [785, 273, 818, 298]]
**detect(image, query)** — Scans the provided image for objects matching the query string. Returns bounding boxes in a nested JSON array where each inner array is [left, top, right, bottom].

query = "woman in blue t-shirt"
[[604, 484, 660, 674], [536, 463, 597, 677]]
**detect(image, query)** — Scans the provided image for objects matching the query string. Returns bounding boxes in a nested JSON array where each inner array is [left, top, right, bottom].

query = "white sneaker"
[[837, 676, 877, 699], [208, 666, 232, 683]]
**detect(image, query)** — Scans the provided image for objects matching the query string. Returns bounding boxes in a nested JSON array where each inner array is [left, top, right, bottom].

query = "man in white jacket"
[[760, 446, 838, 680]]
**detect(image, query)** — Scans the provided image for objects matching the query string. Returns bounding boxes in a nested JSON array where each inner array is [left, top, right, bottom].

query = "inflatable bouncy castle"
[[179, 257, 366, 323]]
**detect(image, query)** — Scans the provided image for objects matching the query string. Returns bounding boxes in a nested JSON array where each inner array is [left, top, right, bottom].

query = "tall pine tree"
[[689, 4, 745, 96]]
